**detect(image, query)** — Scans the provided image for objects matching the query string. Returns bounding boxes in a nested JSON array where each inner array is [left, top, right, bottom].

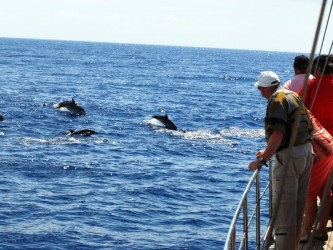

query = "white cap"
[[254, 71, 280, 87]]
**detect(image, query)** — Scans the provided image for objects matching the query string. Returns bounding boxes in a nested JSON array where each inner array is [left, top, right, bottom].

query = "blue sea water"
[[0, 38, 301, 249]]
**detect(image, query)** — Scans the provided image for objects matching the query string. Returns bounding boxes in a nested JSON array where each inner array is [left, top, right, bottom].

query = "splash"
[[181, 129, 236, 145], [22, 136, 109, 145], [22, 137, 81, 145], [220, 126, 264, 139], [145, 118, 264, 145]]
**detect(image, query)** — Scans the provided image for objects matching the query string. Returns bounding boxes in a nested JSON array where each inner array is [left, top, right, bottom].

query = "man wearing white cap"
[[248, 71, 313, 249]]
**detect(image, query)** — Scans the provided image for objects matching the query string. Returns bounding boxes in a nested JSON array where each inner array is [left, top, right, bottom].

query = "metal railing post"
[[224, 167, 271, 250], [256, 170, 261, 249], [243, 197, 248, 249]]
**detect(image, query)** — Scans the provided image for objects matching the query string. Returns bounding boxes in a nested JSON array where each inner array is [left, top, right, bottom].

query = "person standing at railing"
[[283, 55, 314, 93], [248, 71, 314, 250], [299, 113, 333, 242], [304, 54, 333, 136], [284, 54, 333, 242], [299, 55, 333, 242]]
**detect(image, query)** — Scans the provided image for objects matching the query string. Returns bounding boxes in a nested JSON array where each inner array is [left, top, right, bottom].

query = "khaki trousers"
[[272, 142, 314, 250]]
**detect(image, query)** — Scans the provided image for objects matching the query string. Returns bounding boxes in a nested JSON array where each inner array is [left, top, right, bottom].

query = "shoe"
[[300, 235, 309, 243], [314, 232, 328, 241]]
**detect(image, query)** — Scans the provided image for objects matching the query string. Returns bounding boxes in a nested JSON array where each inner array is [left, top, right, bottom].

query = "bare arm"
[[248, 130, 283, 171]]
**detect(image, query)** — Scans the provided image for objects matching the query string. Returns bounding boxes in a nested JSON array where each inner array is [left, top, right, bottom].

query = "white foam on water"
[[220, 126, 264, 139]]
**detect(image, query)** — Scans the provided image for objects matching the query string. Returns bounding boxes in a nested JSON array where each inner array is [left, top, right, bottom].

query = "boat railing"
[[224, 161, 272, 250]]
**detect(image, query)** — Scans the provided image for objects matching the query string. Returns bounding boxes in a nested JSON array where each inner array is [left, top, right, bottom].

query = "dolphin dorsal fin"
[[71, 98, 76, 103]]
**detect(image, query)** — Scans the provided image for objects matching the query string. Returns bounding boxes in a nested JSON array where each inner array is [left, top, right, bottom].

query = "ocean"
[[0, 38, 301, 249]]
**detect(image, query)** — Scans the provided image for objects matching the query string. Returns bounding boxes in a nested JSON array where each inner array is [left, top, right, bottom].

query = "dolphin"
[[152, 113, 177, 130], [66, 129, 96, 136], [0, 114, 4, 121], [54, 98, 86, 115]]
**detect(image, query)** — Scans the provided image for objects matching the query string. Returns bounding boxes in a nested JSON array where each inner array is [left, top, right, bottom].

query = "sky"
[[0, 0, 332, 53]]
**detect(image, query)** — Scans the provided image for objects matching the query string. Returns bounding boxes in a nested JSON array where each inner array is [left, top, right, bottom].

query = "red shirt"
[[304, 75, 333, 136]]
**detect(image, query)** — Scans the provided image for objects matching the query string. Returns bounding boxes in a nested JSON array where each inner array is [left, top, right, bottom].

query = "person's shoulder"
[[283, 79, 292, 89], [276, 86, 301, 99], [276, 85, 292, 93], [270, 86, 290, 100]]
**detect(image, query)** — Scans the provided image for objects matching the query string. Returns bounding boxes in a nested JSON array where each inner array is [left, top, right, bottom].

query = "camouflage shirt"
[[265, 86, 313, 151]]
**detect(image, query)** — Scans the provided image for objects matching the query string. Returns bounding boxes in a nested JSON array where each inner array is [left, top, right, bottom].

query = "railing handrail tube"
[[224, 168, 260, 250]]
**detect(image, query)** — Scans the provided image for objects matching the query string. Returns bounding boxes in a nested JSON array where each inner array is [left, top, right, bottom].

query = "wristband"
[[258, 157, 268, 167]]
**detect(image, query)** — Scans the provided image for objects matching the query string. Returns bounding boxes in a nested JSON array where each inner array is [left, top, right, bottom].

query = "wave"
[[22, 136, 109, 145]]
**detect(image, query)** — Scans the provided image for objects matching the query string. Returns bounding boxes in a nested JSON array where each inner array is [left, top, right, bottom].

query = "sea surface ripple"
[[0, 38, 299, 249]]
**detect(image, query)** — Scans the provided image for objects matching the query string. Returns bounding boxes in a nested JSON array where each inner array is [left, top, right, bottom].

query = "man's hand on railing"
[[248, 149, 268, 170]]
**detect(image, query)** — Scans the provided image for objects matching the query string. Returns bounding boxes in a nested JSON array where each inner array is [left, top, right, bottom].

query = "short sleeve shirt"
[[265, 86, 312, 151]]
